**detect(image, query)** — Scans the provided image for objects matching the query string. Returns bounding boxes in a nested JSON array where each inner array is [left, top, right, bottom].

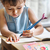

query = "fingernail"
[[16, 40, 18, 42], [11, 41, 12, 42], [18, 39, 19, 41], [15, 41, 16, 42]]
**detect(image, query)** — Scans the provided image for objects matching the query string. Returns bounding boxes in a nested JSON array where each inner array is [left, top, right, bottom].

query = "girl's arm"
[[28, 8, 44, 36], [0, 9, 19, 42]]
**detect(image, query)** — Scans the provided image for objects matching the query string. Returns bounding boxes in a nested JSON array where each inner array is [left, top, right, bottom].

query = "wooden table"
[[1, 38, 50, 50]]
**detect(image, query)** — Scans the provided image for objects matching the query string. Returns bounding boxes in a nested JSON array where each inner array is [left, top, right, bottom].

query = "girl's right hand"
[[6, 33, 19, 42]]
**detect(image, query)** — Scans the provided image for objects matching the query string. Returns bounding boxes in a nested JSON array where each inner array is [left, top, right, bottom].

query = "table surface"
[[11, 41, 50, 50], [1, 37, 50, 50]]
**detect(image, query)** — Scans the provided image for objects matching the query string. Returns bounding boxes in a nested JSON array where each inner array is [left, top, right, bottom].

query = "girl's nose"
[[13, 10, 17, 15]]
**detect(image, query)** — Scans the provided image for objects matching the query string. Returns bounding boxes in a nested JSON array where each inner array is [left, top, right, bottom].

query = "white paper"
[[3, 28, 50, 44], [35, 28, 50, 39], [3, 36, 39, 44]]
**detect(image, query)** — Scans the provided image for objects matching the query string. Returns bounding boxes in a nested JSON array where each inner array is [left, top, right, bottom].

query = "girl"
[[0, 0, 44, 42]]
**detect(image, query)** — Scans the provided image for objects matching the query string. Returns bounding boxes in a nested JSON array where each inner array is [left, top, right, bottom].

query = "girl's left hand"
[[22, 30, 33, 38]]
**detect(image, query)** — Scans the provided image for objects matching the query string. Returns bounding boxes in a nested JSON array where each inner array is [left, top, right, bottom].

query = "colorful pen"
[[20, 13, 47, 36]]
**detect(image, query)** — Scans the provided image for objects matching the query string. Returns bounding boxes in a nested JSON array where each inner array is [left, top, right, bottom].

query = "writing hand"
[[22, 30, 33, 38]]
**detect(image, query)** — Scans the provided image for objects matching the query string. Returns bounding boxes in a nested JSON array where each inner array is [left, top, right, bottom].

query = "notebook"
[[2, 28, 50, 44], [3, 35, 40, 44], [35, 28, 50, 41]]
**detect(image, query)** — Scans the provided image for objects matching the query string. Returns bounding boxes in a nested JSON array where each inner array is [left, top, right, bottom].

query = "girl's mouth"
[[13, 15, 18, 16]]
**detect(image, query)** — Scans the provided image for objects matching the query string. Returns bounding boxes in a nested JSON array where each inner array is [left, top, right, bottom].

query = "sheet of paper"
[[35, 28, 50, 39], [3, 35, 40, 44], [3, 28, 50, 44]]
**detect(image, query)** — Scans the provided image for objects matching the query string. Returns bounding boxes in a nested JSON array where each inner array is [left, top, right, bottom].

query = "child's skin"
[[0, 0, 44, 42]]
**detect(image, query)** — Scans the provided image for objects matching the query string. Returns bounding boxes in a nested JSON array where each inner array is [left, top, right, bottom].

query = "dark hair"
[[1, 0, 25, 6]]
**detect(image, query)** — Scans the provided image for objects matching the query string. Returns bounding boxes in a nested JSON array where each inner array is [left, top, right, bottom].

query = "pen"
[[20, 19, 42, 37], [20, 13, 47, 37]]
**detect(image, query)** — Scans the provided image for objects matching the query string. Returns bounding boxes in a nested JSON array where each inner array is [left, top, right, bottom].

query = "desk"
[[1, 38, 50, 50]]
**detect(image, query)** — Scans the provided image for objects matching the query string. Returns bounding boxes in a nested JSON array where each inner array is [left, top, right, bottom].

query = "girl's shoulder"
[[0, 8, 5, 18], [0, 8, 4, 16], [0, 8, 5, 21], [28, 8, 33, 15], [28, 8, 35, 18]]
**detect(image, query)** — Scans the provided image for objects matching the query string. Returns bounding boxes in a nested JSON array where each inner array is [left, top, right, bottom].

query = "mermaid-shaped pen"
[[20, 13, 47, 36]]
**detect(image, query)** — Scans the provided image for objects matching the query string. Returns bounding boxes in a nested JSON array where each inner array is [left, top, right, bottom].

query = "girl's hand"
[[7, 33, 19, 42], [22, 30, 33, 38]]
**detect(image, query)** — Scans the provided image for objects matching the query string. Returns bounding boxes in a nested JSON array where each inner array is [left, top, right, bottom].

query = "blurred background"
[[25, 0, 50, 27]]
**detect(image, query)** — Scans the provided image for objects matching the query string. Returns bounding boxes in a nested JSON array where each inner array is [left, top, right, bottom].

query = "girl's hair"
[[1, 0, 25, 6]]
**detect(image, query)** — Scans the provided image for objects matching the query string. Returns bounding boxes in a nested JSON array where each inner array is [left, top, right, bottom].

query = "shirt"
[[4, 7, 31, 34]]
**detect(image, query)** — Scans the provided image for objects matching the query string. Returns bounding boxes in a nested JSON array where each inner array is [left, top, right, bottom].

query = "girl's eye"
[[8, 9, 12, 10], [17, 7, 21, 9]]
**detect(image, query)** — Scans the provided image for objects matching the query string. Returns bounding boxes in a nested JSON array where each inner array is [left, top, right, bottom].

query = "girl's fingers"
[[23, 30, 30, 33], [24, 34, 32, 38], [23, 33, 32, 35], [23, 30, 30, 35], [9, 37, 12, 42], [7, 37, 9, 42], [23, 33, 28, 36], [23, 32, 29, 34], [23, 33, 33, 37], [30, 33, 33, 37], [12, 36, 16, 42], [6, 34, 19, 42], [15, 35, 19, 42]]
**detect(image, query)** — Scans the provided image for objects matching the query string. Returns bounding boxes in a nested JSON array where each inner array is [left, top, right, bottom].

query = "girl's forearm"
[[32, 25, 44, 36], [1, 29, 15, 37]]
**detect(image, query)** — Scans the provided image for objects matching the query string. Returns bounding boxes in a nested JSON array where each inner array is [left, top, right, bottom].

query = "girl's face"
[[4, 2, 25, 18]]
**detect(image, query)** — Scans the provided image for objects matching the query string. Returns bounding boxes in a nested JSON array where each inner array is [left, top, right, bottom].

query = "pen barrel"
[[27, 19, 42, 30], [20, 19, 42, 36]]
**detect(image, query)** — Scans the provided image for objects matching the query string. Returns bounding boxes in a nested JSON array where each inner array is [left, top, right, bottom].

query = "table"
[[1, 38, 50, 50]]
